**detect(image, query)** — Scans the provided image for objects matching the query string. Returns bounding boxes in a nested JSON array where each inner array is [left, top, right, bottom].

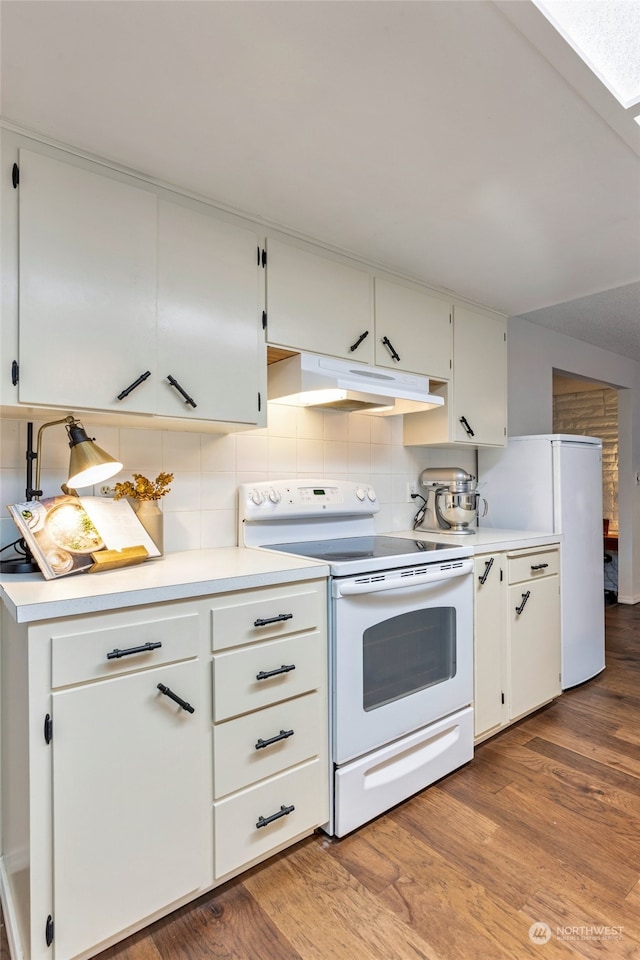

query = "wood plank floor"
[[3, 602, 639, 960]]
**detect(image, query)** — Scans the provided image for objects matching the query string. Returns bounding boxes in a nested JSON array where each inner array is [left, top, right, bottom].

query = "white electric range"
[[240, 479, 474, 837]]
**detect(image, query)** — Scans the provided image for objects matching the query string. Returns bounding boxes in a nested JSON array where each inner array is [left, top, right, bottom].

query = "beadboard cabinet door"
[[51, 659, 208, 960], [18, 148, 159, 413], [156, 200, 264, 424]]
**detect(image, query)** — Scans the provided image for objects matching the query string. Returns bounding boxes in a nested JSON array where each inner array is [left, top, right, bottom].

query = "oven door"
[[331, 558, 473, 765]]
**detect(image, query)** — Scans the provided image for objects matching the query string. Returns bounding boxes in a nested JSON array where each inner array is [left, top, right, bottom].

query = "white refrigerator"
[[478, 435, 605, 689]]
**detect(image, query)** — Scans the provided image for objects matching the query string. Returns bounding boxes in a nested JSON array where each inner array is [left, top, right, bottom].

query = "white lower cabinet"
[[474, 547, 561, 742], [0, 577, 328, 960], [210, 580, 329, 884], [52, 660, 207, 960]]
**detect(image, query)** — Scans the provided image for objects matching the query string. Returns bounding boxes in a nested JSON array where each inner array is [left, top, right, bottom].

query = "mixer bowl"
[[436, 491, 482, 531]]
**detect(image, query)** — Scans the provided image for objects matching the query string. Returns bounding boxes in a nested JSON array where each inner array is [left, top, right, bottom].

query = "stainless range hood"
[[267, 352, 445, 416]]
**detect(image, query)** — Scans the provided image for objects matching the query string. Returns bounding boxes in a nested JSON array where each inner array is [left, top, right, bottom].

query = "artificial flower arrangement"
[[113, 472, 174, 502]]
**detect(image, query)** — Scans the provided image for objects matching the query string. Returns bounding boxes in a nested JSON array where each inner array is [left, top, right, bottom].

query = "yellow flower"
[[113, 472, 174, 502]]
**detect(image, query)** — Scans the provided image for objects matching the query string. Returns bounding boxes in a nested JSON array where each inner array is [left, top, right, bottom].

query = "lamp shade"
[[66, 422, 123, 489]]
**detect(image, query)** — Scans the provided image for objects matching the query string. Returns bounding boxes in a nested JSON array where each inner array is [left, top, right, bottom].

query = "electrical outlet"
[[96, 484, 116, 497], [406, 481, 418, 502]]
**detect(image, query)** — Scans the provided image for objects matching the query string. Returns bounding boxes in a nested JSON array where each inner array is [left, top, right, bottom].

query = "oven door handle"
[[333, 559, 473, 597]]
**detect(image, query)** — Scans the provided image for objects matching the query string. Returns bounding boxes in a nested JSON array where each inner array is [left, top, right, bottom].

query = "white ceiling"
[[2, 0, 639, 359]]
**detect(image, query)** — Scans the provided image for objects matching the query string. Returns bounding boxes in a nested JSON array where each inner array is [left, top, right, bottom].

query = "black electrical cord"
[[411, 493, 428, 530], [1, 537, 27, 557]]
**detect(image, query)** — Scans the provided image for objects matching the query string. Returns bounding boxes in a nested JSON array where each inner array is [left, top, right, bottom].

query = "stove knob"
[[355, 487, 366, 501], [251, 490, 264, 506], [367, 487, 377, 502], [268, 488, 281, 504]]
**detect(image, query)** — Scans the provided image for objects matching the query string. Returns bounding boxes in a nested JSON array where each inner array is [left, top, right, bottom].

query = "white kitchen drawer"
[[213, 691, 322, 798], [212, 630, 325, 721], [213, 758, 325, 880], [51, 606, 200, 688], [210, 581, 324, 652], [507, 549, 559, 585]]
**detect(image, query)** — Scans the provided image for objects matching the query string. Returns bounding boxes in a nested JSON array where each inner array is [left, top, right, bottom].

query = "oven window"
[[362, 607, 456, 711]]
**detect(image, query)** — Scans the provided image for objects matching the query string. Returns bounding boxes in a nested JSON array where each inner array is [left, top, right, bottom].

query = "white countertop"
[[0, 548, 329, 623], [394, 527, 561, 554], [0, 527, 560, 624]]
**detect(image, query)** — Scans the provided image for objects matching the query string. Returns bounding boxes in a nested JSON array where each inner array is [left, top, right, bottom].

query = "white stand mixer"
[[417, 467, 488, 535]]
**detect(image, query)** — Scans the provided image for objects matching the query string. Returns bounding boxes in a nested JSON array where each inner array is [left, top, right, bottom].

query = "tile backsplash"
[[0, 406, 476, 554]]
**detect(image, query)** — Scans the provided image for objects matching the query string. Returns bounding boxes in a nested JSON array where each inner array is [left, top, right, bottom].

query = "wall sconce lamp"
[[2, 415, 123, 574]]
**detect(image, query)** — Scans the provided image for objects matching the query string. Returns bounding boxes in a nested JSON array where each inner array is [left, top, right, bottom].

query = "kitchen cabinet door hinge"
[[45, 914, 54, 946], [12, 163, 19, 188], [44, 714, 53, 744], [11, 360, 19, 386], [262, 310, 267, 330]]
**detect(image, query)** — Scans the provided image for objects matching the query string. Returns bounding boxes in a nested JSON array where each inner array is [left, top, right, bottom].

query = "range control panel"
[[239, 479, 379, 522]]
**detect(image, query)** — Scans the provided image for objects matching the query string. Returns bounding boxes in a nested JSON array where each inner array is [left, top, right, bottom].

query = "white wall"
[[0, 408, 476, 555], [508, 316, 640, 604]]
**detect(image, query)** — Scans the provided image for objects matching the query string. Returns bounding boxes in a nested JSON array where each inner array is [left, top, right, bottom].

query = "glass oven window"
[[362, 607, 456, 711]]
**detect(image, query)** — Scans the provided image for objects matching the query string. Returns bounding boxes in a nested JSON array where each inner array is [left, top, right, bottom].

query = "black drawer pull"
[[256, 804, 295, 829], [255, 729, 294, 750], [530, 562, 549, 571], [256, 664, 296, 681], [167, 374, 197, 408], [381, 335, 401, 362], [157, 683, 195, 713], [254, 613, 293, 628], [350, 330, 369, 352], [478, 557, 494, 585], [515, 591, 531, 615], [107, 641, 162, 660], [459, 415, 475, 437], [117, 371, 151, 400]]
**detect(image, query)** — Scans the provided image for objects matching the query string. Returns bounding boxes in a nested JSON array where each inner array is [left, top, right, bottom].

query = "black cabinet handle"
[[459, 416, 475, 437], [254, 613, 293, 627], [478, 557, 494, 585], [530, 563, 549, 571], [117, 371, 151, 400], [381, 336, 401, 362], [350, 331, 369, 352], [167, 374, 197, 408], [256, 804, 295, 829], [157, 683, 195, 713], [255, 728, 294, 750], [515, 591, 531, 615], [256, 664, 296, 681], [107, 641, 162, 660]]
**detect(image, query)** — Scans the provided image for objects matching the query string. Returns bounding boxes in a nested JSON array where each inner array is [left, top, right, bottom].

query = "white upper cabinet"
[[403, 303, 507, 447], [265, 236, 374, 363], [156, 199, 263, 423], [373, 277, 451, 380], [451, 304, 507, 445], [18, 149, 158, 413], [15, 147, 265, 428]]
